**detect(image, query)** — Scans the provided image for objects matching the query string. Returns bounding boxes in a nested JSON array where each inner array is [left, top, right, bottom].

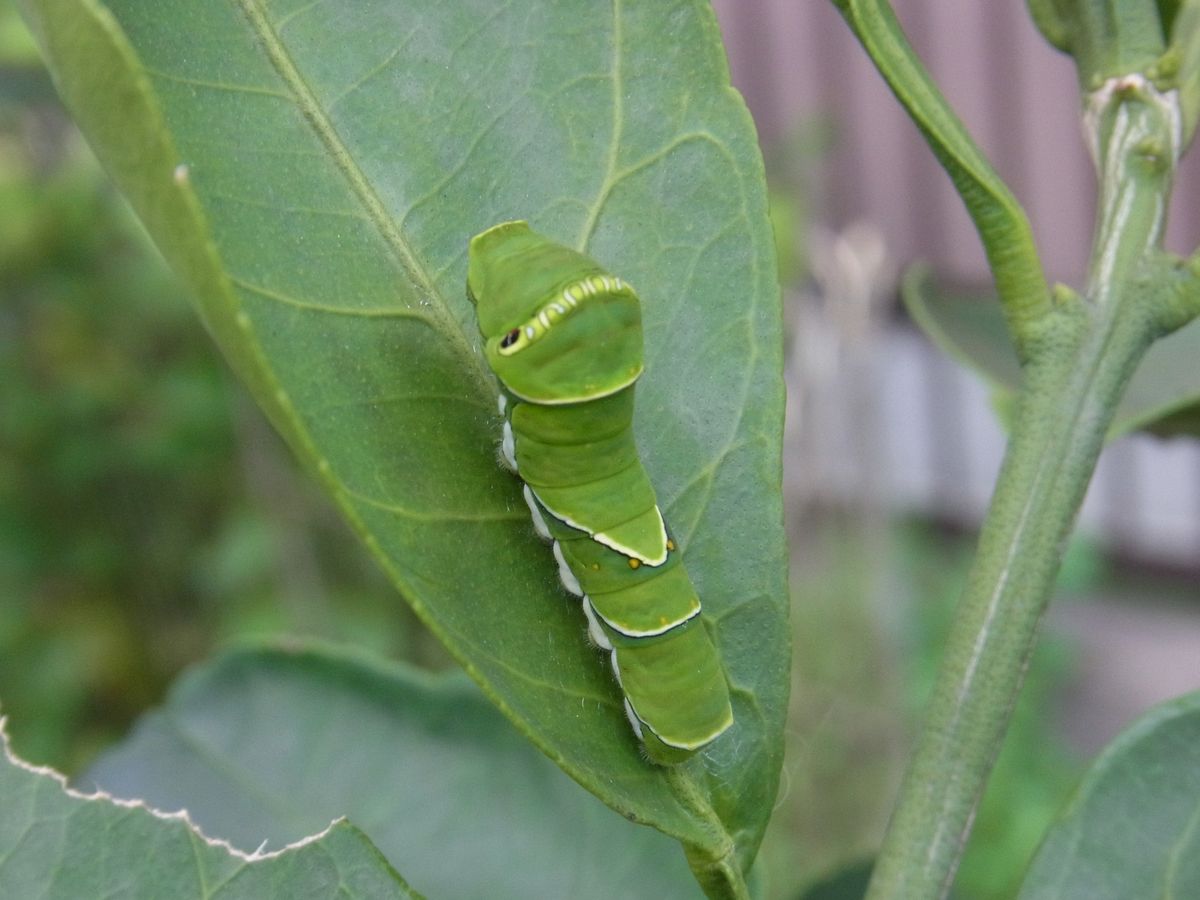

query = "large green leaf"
[[82, 643, 703, 900], [0, 727, 421, 899], [903, 267, 1200, 438], [15, 0, 787, 890], [1018, 691, 1200, 898]]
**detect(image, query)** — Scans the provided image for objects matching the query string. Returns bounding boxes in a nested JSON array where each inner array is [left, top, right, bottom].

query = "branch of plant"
[[865, 77, 1193, 899], [830, 0, 1054, 355]]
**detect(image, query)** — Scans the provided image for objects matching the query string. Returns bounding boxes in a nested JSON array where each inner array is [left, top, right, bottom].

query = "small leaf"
[[902, 267, 1200, 438], [15, 0, 789, 887], [901, 267, 1023, 389], [831, 0, 1052, 347], [81, 643, 702, 900], [0, 725, 421, 899], [1018, 691, 1200, 898]]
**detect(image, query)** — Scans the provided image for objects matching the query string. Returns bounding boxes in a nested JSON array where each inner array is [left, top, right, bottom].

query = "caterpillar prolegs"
[[466, 220, 733, 765]]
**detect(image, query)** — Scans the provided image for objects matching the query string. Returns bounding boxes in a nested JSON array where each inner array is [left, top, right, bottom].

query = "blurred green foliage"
[[0, 0, 36, 65], [0, 15, 444, 772], [766, 121, 834, 293], [766, 517, 1086, 900]]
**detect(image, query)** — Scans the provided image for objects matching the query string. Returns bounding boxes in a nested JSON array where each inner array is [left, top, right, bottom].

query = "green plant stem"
[[866, 79, 1187, 899], [684, 844, 749, 900]]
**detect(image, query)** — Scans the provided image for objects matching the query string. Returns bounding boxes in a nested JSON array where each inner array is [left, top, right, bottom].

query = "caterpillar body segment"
[[467, 220, 733, 765]]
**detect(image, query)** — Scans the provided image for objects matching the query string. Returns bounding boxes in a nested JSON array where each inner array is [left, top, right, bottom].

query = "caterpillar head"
[[467, 221, 644, 404]]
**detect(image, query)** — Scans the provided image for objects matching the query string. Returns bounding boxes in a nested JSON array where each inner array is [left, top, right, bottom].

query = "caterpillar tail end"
[[634, 704, 735, 767], [641, 730, 701, 766]]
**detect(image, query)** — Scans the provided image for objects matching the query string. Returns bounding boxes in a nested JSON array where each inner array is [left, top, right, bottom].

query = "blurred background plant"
[[0, 0, 447, 773], [761, 149, 1098, 896], [3, 1, 1199, 898]]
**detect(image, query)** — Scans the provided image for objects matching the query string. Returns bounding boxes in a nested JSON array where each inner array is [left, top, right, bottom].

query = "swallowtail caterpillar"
[[466, 220, 734, 765]]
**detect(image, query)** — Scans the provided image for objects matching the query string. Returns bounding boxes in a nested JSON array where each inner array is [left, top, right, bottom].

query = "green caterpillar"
[[466, 220, 733, 765]]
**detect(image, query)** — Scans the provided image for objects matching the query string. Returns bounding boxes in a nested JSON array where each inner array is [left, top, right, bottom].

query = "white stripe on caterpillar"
[[582, 597, 612, 650], [552, 541, 583, 597]]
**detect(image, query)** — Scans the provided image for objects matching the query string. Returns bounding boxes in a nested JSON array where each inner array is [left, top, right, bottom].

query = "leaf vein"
[[141, 67, 291, 100], [205, 190, 369, 222], [443, 636, 621, 710], [577, 0, 624, 250], [398, 96, 526, 229], [230, 276, 439, 322], [273, 0, 330, 34], [345, 486, 525, 524], [307, 391, 493, 416], [326, 29, 418, 111], [581, 132, 730, 250], [232, 0, 493, 393]]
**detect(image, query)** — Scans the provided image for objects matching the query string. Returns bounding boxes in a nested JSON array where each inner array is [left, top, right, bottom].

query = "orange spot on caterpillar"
[[628, 559, 640, 569]]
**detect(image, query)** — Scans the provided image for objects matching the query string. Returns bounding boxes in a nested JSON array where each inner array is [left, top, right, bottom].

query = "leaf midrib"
[[577, 0, 623, 251], [231, 0, 494, 398]]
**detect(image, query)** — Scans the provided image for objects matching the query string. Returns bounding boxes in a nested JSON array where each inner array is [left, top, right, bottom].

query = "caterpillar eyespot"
[[466, 220, 734, 765]]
